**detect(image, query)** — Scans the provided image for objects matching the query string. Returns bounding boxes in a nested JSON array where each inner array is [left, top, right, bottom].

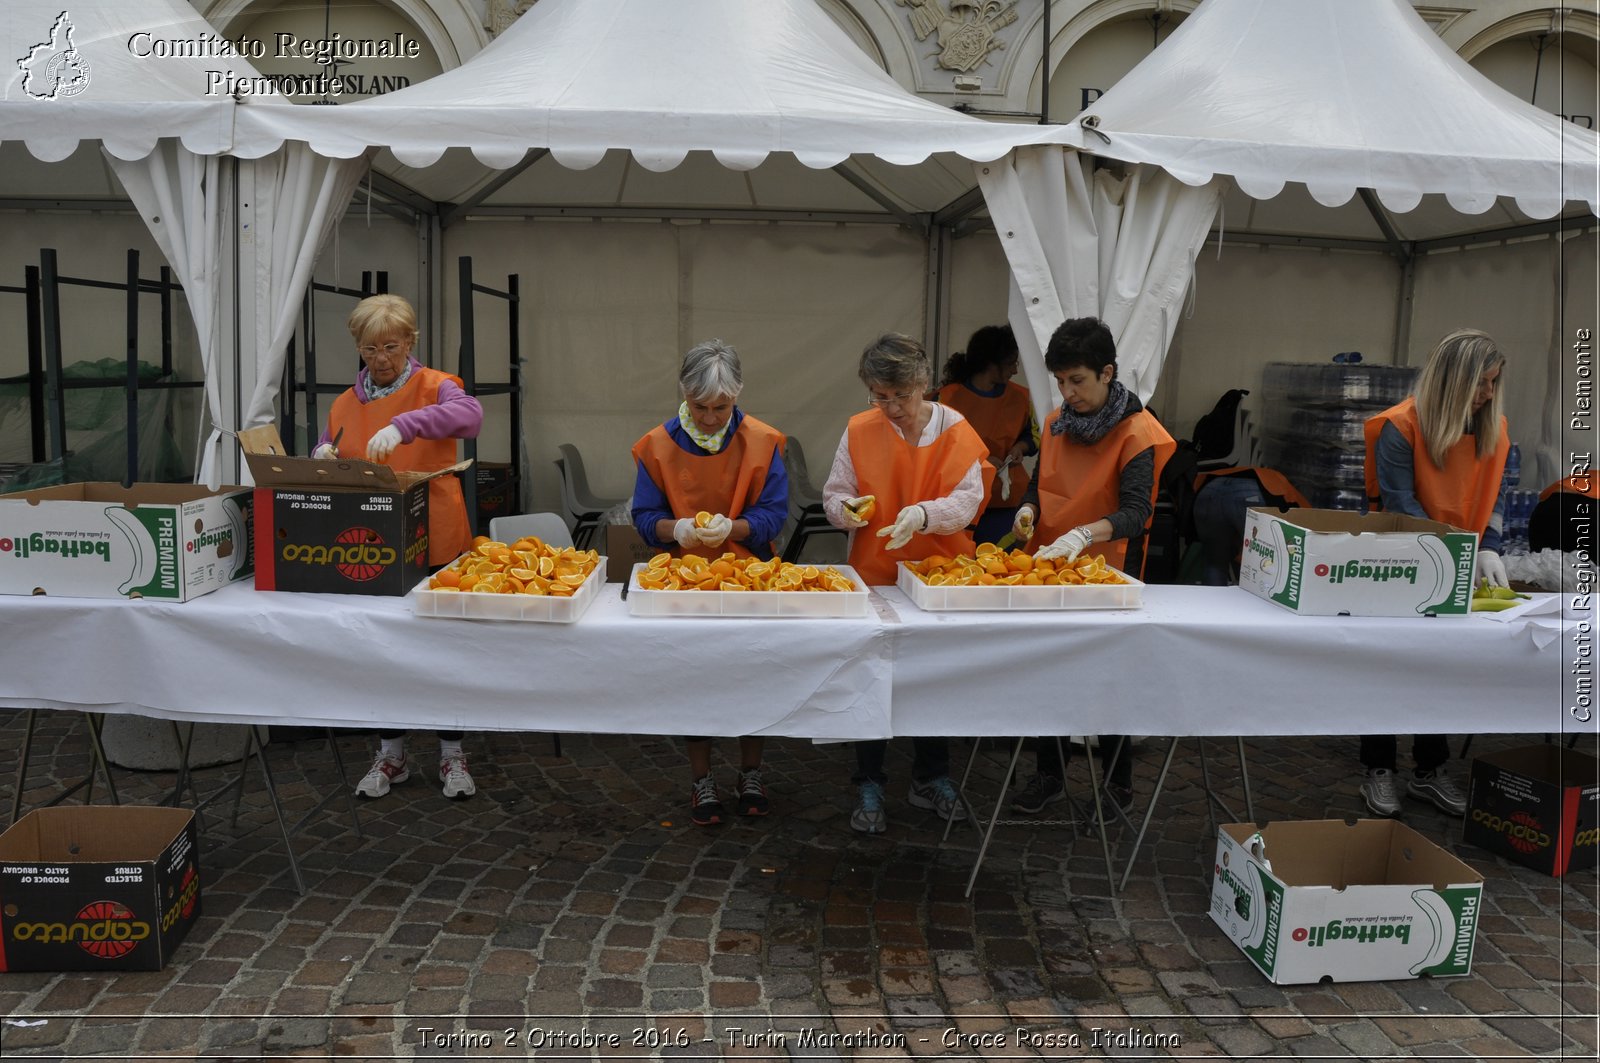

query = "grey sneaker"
[[1011, 772, 1065, 814], [1408, 768, 1467, 816], [850, 780, 887, 834], [355, 752, 409, 798], [1360, 768, 1402, 817], [439, 755, 476, 800], [908, 775, 967, 822]]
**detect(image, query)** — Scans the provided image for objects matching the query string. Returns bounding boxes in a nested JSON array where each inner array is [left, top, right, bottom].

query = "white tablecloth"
[[0, 582, 1573, 738], [0, 582, 893, 739], [876, 585, 1571, 737]]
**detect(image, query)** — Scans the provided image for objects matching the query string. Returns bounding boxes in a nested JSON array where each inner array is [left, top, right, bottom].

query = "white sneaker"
[[356, 753, 409, 798], [1360, 768, 1401, 817], [440, 755, 476, 799], [1408, 768, 1466, 816]]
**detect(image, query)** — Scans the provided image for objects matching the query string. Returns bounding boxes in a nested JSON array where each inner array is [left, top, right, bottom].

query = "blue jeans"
[[1193, 477, 1263, 586]]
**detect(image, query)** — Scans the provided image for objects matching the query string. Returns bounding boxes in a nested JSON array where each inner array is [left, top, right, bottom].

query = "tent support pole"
[[1394, 251, 1417, 365], [440, 149, 550, 229], [924, 224, 954, 373], [831, 163, 928, 234], [1356, 189, 1413, 267]]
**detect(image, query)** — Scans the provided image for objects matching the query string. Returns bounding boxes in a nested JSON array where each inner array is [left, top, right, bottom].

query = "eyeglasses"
[[867, 390, 917, 409], [358, 342, 405, 359]]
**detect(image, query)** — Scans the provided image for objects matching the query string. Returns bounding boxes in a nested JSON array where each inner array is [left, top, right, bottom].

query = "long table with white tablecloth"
[[0, 581, 1575, 737]]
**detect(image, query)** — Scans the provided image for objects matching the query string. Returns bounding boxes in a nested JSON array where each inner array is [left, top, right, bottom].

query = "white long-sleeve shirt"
[[821, 403, 985, 538]]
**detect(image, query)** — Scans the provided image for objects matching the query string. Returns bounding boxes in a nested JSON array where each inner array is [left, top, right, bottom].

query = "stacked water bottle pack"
[[1259, 355, 1418, 511], [1499, 443, 1536, 554]]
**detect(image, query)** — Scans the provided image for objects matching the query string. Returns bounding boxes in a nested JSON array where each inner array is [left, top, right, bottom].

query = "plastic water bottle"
[[1505, 443, 1521, 488]]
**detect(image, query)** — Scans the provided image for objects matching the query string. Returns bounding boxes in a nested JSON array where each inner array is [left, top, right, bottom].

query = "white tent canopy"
[[3, 0, 365, 485], [1075, 0, 1599, 220]]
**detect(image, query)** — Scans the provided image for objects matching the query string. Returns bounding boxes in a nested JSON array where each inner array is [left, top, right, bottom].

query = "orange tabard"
[[1034, 409, 1176, 571], [1542, 475, 1600, 502], [846, 408, 990, 586], [328, 367, 469, 566], [937, 381, 1031, 512], [630, 415, 786, 560], [1362, 397, 1509, 534], [1194, 466, 1310, 509]]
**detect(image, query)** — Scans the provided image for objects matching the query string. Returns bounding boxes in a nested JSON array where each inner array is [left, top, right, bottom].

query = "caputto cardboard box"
[[0, 483, 253, 600], [1464, 745, 1600, 876], [475, 462, 519, 527], [240, 425, 469, 596], [606, 523, 656, 583], [0, 807, 201, 972], [1238, 507, 1478, 617], [1210, 819, 1483, 984]]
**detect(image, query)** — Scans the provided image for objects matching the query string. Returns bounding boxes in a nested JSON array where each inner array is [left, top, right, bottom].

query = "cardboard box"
[[606, 523, 656, 583], [474, 462, 519, 527], [241, 426, 469, 596], [0, 807, 201, 971], [0, 483, 253, 600], [1210, 819, 1483, 984], [1464, 745, 1600, 876], [1238, 507, 1478, 617]]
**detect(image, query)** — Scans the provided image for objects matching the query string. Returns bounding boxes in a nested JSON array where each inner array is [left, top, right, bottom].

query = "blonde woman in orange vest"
[[1008, 317, 1175, 817], [630, 339, 789, 827], [312, 294, 484, 801], [823, 333, 989, 833], [1357, 327, 1510, 819], [937, 324, 1038, 544]]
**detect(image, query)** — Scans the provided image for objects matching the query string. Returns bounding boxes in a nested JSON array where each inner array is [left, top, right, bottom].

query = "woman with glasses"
[[936, 324, 1037, 544], [822, 332, 989, 834], [630, 339, 789, 828], [313, 293, 484, 801]]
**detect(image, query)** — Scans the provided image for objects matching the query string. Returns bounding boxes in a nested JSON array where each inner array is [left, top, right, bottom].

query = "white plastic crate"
[[895, 560, 1143, 611], [411, 558, 607, 623], [626, 563, 870, 618]]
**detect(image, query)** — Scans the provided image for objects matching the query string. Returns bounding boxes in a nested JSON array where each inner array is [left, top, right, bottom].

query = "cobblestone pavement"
[[0, 714, 1595, 1061]]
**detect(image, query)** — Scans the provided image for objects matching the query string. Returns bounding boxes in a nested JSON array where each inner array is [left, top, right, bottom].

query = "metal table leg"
[[1119, 736, 1255, 892]]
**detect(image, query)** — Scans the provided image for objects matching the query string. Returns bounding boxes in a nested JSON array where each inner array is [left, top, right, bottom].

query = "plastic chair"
[[489, 512, 574, 549], [780, 438, 843, 562], [554, 445, 623, 549]]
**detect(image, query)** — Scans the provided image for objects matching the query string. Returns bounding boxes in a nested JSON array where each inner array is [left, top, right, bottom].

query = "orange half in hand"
[[695, 511, 714, 528], [844, 495, 876, 521]]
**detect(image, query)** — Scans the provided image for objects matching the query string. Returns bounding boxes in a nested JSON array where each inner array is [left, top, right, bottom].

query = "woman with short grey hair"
[[629, 338, 790, 827], [822, 331, 989, 835]]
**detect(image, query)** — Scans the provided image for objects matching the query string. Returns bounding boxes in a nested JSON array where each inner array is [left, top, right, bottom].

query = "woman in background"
[[937, 324, 1036, 544]]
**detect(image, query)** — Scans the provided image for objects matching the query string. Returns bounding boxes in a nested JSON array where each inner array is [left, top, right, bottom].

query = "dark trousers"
[[1036, 735, 1133, 790], [853, 738, 949, 786], [1360, 734, 1449, 774]]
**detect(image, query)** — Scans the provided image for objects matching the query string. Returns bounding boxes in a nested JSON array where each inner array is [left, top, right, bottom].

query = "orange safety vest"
[[1362, 397, 1509, 535], [328, 367, 470, 567], [937, 381, 1031, 513], [1542, 475, 1600, 502], [1193, 466, 1310, 510], [1034, 408, 1176, 572], [630, 415, 787, 560], [846, 407, 990, 586]]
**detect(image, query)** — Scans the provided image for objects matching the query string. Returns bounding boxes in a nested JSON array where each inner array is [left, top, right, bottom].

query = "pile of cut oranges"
[[635, 552, 857, 592], [426, 535, 600, 596], [907, 543, 1128, 587]]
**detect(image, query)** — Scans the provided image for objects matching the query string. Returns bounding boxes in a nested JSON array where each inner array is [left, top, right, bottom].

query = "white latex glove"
[[995, 460, 1012, 503], [673, 518, 701, 550], [840, 496, 873, 529], [876, 504, 926, 551], [1011, 506, 1036, 543], [1476, 548, 1508, 589], [366, 423, 403, 461], [1035, 525, 1093, 563], [696, 514, 734, 549], [311, 443, 338, 460]]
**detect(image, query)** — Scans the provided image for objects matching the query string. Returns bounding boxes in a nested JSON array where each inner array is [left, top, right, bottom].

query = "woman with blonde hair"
[[1357, 327, 1511, 818]]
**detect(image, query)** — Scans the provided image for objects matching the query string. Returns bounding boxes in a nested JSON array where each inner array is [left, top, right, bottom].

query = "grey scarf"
[[1052, 379, 1131, 445]]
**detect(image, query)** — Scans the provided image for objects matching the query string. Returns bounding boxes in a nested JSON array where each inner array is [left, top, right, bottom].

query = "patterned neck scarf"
[[361, 358, 415, 402], [1052, 379, 1131, 445], [679, 400, 734, 453]]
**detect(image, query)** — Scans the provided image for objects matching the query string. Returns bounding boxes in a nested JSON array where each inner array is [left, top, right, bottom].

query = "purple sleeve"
[[391, 379, 483, 443]]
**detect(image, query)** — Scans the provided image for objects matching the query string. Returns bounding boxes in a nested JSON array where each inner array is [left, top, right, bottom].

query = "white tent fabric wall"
[[978, 147, 1221, 425]]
